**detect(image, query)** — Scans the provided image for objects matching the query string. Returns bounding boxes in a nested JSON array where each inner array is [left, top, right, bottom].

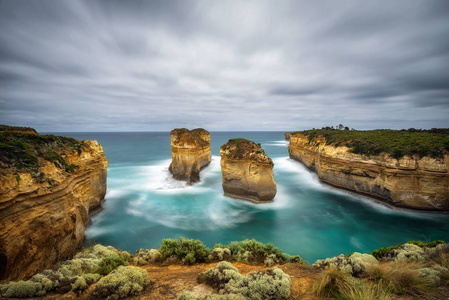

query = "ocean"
[[56, 132, 449, 263]]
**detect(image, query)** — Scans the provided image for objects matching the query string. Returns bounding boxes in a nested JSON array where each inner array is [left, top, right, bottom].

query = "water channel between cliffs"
[[54, 131, 449, 263]]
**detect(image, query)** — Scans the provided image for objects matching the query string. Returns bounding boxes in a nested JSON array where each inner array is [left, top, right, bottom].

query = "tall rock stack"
[[169, 128, 211, 184], [220, 138, 277, 203]]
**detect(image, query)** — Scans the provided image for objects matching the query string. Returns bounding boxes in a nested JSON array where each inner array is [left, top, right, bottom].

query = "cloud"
[[0, 0, 448, 132]]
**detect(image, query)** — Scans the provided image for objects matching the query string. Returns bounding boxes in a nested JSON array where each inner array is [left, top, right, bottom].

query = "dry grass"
[[339, 280, 394, 300], [365, 261, 434, 295], [312, 267, 352, 297]]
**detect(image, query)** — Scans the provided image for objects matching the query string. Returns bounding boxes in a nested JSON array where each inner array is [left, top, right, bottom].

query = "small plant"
[[15, 174, 20, 185]]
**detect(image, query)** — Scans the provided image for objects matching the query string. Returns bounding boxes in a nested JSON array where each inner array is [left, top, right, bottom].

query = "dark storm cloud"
[[0, 0, 448, 132]]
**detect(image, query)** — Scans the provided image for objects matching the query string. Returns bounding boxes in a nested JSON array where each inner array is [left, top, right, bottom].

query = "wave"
[[263, 140, 289, 147]]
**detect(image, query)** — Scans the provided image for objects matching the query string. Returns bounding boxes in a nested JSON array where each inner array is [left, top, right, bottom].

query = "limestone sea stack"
[[0, 127, 108, 280], [169, 128, 211, 184], [288, 131, 449, 211], [220, 138, 276, 203]]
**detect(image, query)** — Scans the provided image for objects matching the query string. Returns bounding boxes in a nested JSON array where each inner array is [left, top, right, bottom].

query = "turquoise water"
[[59, 132, 449, 263]]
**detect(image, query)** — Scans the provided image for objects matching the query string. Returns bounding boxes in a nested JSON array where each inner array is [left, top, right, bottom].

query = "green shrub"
[[0, 280, 44, 298], [216, 239, 301, 265], [159, 237, 210, 265], [197, 262, 291, 300], [98, 255, 129, 275], [92, 266, 149, 299]]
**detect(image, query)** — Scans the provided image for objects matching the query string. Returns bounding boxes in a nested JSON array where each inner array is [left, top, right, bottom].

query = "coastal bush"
[[159, 237, 210, 265], [131, 249, 162, 265], [92, 266, 149, 299], [197, 261, 291, 300], [98, 255, 129, 275], [372, 241, 446, 260], [0, 280, 44, 298], [313, 252, 378, 276], [208, 248, 232, 262], [215, 239, 301, 265], [0, 244, 128, 298]]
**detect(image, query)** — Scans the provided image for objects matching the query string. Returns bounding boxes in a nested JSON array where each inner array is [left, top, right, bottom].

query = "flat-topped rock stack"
[[169, 128, 211, 184], [220, 138, 276, 203]]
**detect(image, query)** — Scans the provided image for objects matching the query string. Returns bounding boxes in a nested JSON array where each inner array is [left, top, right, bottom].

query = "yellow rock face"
[[169, 128, 211, 184], [0, 140, 108, 281], [288, 133, 449, 211], [220, 139, 276, 203]]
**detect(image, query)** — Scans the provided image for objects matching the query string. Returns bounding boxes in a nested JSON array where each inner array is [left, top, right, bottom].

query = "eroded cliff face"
[[288, 133, 449, 211], [220, 139, 276, 203], [169, 128, 211, 184], [0, 140, 108, 281]]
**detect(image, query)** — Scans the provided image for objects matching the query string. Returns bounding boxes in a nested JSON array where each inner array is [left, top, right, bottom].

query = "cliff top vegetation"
[[221, 138, 273, 165], [170, 128, 210, 147], [0, 124, 38, 134], [290, 128, 449, 159], [0, 129, 83, 175]]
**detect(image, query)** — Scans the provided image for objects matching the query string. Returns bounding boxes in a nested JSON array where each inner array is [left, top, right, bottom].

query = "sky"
[[0, 0, 448, 132]]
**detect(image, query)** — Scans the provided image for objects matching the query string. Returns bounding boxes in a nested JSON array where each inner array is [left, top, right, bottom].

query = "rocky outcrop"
[[169, 128, 211, 184], [288, 133, 449, 211], [284, 133, 291, 141], [220, 139, 276, 203], [0, 136, 108, 281]]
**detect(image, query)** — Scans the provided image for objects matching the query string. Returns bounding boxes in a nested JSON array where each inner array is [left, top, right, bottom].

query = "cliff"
[[220, 139, 276, 203], [288, 132, 449, 211], [169, 128, 211, 184], [0, 129, 108, 281]]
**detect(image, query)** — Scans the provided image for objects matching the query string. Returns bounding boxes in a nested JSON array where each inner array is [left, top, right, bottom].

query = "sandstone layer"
[[169, 128, 211, 184], [220, 139, 276, 203], [288, 133, 449, 211], [0, 135, 108, 281]]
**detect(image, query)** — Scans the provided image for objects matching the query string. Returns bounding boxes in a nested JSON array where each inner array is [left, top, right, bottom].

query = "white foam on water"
[[263, 140, 289, 147], [273, 157, 326, 190], [85, 226, 115, 238], [350, 236, 363, 251]]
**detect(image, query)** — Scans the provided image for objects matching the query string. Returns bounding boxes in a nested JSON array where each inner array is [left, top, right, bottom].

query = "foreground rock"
[[288, 132, 449, 211], [0, 127, 108, 280], [220, 139, 276, 202], [169, 128, 211, 184]]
